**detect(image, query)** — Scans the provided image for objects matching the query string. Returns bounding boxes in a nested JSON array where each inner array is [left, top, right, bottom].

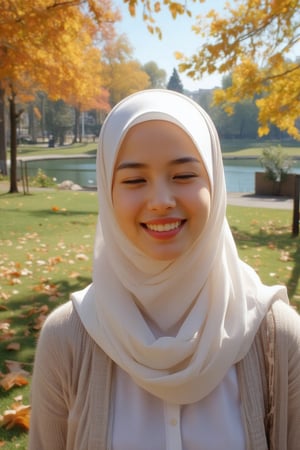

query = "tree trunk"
[[28, 103, 36, 143], [0, 87, 7, 175], [72, 107, 80, 143], [9, 94, 18, 193]]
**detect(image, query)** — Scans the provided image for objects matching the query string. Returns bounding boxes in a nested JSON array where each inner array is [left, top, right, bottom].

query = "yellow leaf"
[[154, 2, 161, 12], [75, 253, 89, 261], [0, 402, 31, 431]]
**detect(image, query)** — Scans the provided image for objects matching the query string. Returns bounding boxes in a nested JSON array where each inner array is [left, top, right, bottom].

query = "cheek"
[[184, 183, 211, 208], [188, 186, 211, 224], [199, 187, 211, 208], [112, 187, 142, 222]]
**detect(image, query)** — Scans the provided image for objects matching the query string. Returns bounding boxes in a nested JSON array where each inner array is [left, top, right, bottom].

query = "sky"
[[115, 1, 226, 91]]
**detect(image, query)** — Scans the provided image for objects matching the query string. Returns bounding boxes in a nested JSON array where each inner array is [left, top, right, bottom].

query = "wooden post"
[[19, 159, 30, 195], [20, 160, 25, 195], [292, 174, 300, 237]]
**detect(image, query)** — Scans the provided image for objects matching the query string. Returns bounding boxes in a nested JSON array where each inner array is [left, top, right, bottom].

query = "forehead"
[[116, 120, 202, 161]]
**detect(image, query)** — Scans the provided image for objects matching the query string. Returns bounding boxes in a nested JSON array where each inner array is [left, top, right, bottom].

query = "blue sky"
[[115, 1, 226, 91]]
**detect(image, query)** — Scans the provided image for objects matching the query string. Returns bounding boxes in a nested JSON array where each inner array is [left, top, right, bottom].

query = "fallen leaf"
[[9, 278, 21, 285], [0, 372, 29, 391], [32, 314, 47, 330], [0, 401, 30, 431], [279, 251, 291, 262], [0, 322, 15, 342], [48, 256, 64, 265], [75, 253, 89, 261], [69, 271, 80, 279], [0, 322, 10, 332], [6, 342, 20, 351], [5, 360, 30, 374]]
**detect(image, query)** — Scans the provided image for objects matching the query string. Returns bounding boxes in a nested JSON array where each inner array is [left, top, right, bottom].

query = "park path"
[[227, 192, 293, 210]]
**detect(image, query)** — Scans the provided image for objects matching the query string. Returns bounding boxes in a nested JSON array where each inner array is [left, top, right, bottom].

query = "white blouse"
[[112, 365, 246, 450]]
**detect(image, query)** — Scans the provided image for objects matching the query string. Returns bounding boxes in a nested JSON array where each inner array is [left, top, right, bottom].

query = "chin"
[[143, 247, 185, 261]]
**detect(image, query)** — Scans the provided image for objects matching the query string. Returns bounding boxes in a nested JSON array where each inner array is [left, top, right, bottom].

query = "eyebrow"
[[115, 157, 201, 171]]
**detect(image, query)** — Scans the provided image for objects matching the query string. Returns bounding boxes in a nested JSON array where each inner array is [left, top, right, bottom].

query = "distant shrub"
[[30, 168, 57, 188], [259, 146, 293, 183]]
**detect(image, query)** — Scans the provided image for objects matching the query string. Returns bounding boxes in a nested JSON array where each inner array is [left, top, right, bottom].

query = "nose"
[[147, 179, 176, 212]]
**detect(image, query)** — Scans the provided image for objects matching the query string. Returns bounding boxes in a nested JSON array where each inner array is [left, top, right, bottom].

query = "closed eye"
[[174, 173, 198, 180], [122, 178, 146, 184]]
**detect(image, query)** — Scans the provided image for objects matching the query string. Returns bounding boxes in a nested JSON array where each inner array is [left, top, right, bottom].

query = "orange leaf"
[[0, 402, 31, 431], [0, 372, 29, 391]]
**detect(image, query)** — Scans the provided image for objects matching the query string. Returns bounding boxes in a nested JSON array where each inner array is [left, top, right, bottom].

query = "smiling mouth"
[[143, 220, 184, 232]]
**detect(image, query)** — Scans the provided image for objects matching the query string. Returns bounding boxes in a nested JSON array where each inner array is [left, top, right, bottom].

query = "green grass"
[[0, 189, 97, 448], [0, 187, 299, 448], [223, 146, 300, 158], [227, 205, 300, 300], [5, 139, 300, 160], [220, 138, 300, 156], [15, 142, 97, 158]]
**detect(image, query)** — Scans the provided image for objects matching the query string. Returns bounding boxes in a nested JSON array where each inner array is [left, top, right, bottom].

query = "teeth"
[[146, 221, 181, 232]]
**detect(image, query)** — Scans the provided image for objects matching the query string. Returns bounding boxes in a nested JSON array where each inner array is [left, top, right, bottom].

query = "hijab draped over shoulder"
[[72, 89, 288, 404]]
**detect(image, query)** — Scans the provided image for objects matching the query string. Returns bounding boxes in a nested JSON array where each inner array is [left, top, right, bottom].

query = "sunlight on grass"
[[227, 205, 300, 304], [0, 189, 299, 448]]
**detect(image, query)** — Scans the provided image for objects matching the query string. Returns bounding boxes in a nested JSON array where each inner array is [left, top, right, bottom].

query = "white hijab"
[[72, 89, 288, 404]]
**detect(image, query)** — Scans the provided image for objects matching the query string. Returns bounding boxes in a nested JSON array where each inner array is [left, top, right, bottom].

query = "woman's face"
[[112, 120, 211, 260]]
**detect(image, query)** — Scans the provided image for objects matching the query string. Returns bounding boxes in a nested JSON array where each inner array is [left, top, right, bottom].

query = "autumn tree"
[[0, 0, 117, 193], [122, 0, 300, 139], [143, 61, 166, 88], [176, 0, 300, 140], [101, 35, 150, 106], [59, 46, 111, 143]]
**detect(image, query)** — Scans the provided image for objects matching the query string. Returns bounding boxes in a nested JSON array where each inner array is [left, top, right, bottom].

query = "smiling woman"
[[112, 120, 211, 260], [29, 89, 300, 450]]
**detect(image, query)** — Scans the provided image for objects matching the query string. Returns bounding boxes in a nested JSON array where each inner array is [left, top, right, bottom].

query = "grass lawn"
[[12, 142, 97, 159], [0, 188, 299, 448], [220, 138, 300, 156], [7, 139, 300, 160]]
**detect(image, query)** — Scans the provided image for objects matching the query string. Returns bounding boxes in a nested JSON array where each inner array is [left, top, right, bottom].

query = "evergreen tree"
[[167, 68, 184, 93]]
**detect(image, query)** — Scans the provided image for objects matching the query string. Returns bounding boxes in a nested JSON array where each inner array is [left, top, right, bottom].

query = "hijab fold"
[[72, 90, 288, 404]]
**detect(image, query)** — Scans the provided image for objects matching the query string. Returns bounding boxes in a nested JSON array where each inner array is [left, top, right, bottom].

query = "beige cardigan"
[[29, 300, 300, 450]]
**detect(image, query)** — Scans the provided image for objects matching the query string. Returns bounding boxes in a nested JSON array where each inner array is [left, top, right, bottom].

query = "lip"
[[141, 218, 186, 240]]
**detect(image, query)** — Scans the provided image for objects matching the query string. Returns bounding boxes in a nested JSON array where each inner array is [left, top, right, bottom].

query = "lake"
[[20, 156, 300, 193]]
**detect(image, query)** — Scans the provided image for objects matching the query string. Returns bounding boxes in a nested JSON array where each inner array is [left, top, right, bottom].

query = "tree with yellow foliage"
[[124, 0, 300, 139], [0, 0, 117, 192], [175, 0, 300, 139], [101, 35, 150, 106]]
